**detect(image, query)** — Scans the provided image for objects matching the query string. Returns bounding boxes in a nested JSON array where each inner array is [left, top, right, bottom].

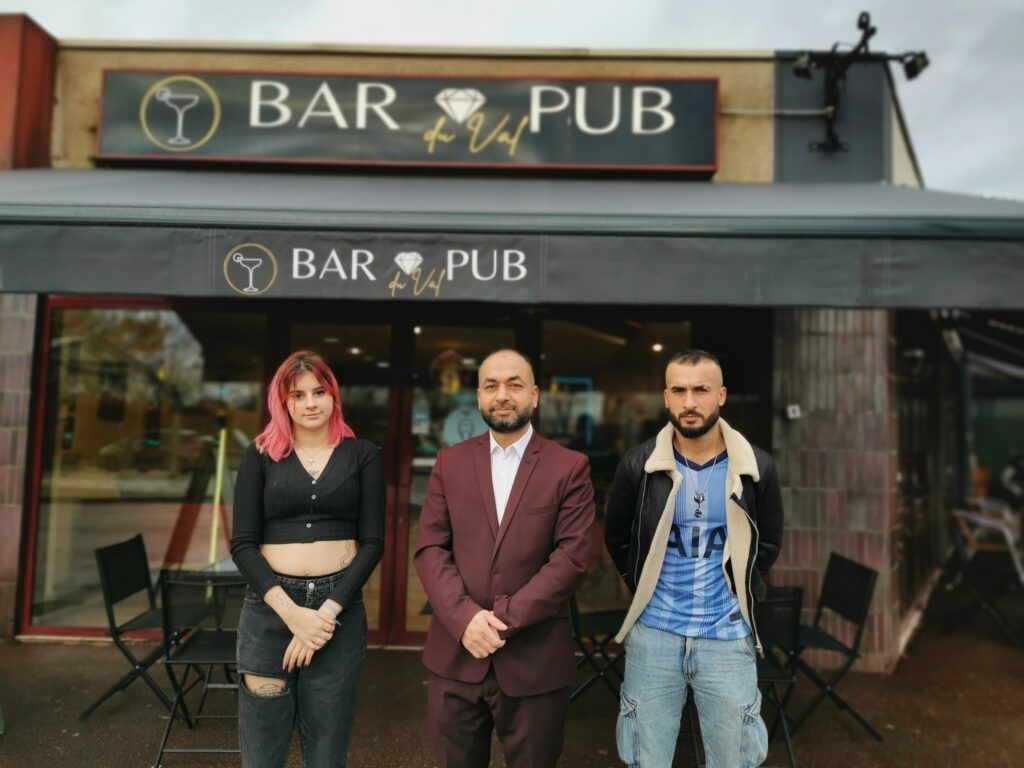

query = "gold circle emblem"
[[139, 75, 222, 153], [223, 243, 278, 296]]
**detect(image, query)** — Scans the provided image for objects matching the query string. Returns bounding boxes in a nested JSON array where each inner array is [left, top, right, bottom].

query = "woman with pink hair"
[[231, 350, 384, 768]]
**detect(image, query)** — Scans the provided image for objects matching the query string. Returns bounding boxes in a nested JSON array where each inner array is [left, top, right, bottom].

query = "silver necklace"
[[681, 446, 722, 519], [295, 443, 330, 477]]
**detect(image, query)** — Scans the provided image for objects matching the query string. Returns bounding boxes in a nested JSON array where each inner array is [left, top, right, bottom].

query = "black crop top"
[[230, 438, 385, 609]]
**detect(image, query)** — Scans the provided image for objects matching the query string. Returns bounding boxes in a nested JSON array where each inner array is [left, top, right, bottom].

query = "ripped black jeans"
[[237, 570, 366, 768]]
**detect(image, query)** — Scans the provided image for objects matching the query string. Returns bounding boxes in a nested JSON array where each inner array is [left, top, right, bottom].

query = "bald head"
[[478, 349, 535, 387]]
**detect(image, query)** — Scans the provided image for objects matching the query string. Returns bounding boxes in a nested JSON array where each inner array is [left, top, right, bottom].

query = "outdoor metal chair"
[[153, 569, 246, 766], [758, 585, 803, 768], [784, 552, 883, 741], [79, 534, 174, 720], [943, 512, 1023, 647], [568, 596, 627, 702]]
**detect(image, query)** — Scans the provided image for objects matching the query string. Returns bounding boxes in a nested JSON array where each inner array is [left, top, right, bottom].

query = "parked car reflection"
[[96, 429, 242, 473]]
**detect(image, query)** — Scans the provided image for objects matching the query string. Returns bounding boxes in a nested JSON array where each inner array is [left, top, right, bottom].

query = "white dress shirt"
[[489, 424, 533, 525]]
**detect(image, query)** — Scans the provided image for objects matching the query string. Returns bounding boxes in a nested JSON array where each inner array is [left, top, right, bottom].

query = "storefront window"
[[32, 306, 266, 628], [540, 319, 693, 612]]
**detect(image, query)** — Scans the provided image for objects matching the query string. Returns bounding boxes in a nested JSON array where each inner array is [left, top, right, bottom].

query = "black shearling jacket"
[[605, 420, 784, 652]]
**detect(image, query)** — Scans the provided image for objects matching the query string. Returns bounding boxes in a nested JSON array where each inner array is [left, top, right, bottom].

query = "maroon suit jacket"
[[413, 430, 595, 697]]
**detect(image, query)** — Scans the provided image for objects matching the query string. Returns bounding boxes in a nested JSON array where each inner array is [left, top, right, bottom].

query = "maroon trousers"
[[427, 669, 570, 768]]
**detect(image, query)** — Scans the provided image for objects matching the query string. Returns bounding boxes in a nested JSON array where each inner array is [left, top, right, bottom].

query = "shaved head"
[[478, 349, 535, 387]]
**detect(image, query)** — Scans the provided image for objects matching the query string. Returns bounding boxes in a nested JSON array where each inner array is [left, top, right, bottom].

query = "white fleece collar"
[[644, 418, 759, 482]]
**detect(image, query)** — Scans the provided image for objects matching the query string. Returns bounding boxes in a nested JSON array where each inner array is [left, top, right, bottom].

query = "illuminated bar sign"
[[97, 70, 718, 172]]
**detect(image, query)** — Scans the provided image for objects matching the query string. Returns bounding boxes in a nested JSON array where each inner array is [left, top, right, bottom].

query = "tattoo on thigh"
[[244, 675, 286, 696]]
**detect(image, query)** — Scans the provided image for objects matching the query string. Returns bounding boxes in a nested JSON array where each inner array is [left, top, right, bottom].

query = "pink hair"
[[254, 350, 355, 462]]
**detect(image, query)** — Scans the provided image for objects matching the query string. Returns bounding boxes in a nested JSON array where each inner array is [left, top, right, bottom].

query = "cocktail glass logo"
[[139, 75, 222, 152], [224, 243, 278, 295]]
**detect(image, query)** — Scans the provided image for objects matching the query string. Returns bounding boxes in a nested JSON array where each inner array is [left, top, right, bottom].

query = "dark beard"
[[668, 408, 720, 439], [483, 404, 534, 434]]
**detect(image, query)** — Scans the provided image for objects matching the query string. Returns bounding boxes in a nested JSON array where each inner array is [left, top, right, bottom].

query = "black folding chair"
[[80, 534, 174, 720], [569, 596, 627, 702], [784, 553, 882, 741], [758, 585, 803, 768], [153, 569, 246, 766]]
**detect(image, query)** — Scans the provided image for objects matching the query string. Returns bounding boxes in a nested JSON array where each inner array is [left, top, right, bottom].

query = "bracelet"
[[321, 602, 341, 617]]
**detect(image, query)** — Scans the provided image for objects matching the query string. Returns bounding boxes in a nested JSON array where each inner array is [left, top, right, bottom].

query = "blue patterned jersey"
[[639, 450, 750, 639]]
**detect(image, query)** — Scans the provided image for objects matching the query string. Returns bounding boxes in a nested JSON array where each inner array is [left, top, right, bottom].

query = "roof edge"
[[58, 38, 776, 60], [2, 205, 1022, 239]]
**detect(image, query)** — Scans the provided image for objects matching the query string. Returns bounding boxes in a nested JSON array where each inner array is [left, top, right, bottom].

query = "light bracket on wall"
[[793, 11, 929, 153]]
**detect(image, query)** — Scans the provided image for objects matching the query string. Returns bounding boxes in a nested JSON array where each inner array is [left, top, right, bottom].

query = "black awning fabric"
[[1, 169, 1023, 308]]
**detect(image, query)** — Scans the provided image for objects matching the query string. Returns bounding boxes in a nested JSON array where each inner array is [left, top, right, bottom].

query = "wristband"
[[321, 602, 341, 617]]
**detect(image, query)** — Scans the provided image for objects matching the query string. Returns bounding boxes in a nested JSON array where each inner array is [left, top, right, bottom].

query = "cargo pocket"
[[616, 690, 640, 767], [741, 688, 769, 767]]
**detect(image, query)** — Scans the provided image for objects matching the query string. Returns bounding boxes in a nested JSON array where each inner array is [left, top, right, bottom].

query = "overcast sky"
[[4, 0, 1022, 201]]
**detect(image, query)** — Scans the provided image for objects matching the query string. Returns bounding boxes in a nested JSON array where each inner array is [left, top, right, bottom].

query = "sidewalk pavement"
[[0, 583, 1021, 767]]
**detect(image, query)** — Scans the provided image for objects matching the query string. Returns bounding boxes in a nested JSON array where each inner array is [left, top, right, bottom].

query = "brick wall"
[[771, 309, 900, 673], [0, 293, 36, 637]]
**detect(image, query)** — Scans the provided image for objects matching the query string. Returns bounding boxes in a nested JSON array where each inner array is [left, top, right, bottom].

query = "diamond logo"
[[394, 251, 424, 275], [435, 88, 486, 124]]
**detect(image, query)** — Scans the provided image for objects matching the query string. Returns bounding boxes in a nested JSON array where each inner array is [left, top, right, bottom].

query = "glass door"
[[288, 323, 397, 644], [392, 325, 514, 643]]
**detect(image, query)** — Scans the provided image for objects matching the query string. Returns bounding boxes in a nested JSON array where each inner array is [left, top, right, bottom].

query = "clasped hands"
[[461, 609, 508, 659], [282, 601, 340, 671]]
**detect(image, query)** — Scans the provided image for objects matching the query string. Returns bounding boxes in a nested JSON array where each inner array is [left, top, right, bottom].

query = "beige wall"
[[52, 47, 775, 182], [891, 105, 923, 188]]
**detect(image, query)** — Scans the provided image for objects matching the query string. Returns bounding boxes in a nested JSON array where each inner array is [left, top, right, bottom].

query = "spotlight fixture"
[[792, 51, 813, 79], [902, 51, 929, 80], [792, 11, 928, 153]]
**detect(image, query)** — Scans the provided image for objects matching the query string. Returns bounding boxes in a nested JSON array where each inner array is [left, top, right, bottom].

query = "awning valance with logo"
[[1, 169, 1023, 308]]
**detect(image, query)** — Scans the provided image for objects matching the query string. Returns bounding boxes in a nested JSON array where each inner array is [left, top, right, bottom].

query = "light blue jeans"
[[616, 621, 768, 768]]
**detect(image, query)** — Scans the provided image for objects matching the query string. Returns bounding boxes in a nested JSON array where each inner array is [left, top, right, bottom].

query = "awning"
[[1, 169, 1023, 307]]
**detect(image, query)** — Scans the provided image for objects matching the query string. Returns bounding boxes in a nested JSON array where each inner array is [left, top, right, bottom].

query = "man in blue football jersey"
[[605, 349, 784, 767]]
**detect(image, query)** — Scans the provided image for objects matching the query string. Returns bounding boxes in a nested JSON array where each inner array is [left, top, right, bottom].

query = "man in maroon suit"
[[414, 349, 595, 768]]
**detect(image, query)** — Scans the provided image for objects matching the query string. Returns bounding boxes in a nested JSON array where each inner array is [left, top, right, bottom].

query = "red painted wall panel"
[[0, 14, 56, 169]]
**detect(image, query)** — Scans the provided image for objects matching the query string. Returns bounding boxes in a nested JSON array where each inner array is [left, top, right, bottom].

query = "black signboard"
[[6, 223, 1024, 308], [97, 71, 718, 172]]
